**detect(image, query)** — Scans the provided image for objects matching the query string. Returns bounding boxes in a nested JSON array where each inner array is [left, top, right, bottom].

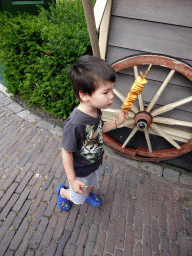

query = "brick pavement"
[[0, 90, 192, 256]]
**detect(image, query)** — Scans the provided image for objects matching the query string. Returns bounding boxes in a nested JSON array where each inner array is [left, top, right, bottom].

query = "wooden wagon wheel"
[[102, 55, 192, 161]]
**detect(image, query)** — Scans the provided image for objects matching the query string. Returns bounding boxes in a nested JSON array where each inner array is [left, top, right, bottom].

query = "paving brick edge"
[[0, 83, 63, 137], [1, 83, 192, 187]]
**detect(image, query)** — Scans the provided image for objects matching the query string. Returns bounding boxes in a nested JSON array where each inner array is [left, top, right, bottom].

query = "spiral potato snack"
[[121, 64, 152, 113]]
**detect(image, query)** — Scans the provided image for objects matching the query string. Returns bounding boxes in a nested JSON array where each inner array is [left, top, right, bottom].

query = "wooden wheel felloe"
[[102, 55, 192, 161]]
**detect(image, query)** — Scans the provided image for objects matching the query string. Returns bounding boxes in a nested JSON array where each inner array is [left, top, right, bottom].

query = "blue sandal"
[[57, 185, 71, 211], [86, 192, 101, 207]]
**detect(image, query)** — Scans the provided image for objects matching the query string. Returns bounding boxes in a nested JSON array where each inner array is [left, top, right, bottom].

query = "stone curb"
[[0, 83, 63, 137], [1, 83, 192, 187], [104, 136, 192, 186]]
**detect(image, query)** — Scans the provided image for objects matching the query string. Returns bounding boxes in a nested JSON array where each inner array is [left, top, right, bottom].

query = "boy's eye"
[[103, 91, 108, 94]]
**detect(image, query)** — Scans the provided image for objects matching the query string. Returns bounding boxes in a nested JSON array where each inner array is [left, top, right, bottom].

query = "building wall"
[[105, 0, 192, 169]]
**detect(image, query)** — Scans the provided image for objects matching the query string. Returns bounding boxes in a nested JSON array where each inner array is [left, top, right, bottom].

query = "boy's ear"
[[79, 91, 90, 102]]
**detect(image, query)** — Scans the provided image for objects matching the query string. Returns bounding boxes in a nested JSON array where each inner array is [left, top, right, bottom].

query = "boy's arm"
[[62, 148, 88, 194], [102, 110, 128, 133]]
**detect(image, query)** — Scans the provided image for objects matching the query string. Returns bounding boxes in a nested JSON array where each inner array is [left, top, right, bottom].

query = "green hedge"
[[0, 0, 92, 119]]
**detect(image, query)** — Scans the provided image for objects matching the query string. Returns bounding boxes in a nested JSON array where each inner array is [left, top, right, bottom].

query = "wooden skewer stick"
[[140, 64, 152, 78]]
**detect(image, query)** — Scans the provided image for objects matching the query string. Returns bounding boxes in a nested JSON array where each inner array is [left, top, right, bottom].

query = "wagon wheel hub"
[[134, 111, 152, 130]]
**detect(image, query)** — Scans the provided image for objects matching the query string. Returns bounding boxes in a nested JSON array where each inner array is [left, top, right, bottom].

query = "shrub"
[[0, 0, 91, 119]]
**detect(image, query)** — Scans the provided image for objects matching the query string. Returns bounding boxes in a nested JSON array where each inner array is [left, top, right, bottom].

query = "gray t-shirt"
[[62, 107, 104, 177]]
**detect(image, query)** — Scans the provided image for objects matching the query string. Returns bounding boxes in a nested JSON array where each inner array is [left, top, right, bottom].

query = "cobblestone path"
[[0, 91, 192, 256]]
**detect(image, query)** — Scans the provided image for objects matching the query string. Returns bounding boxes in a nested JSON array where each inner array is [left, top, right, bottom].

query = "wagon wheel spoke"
[[155, 125, 192, 140], [144, 128, 152, 153], [119, 119, 135, 127], [122, 126, 138, 148], [148, 127, 188, 143], [146, 69, 175, 112], [145, 125, 191, 142], [134, 66, 144, 111], [113, 88, 125, 102], [150, 123, 181, 149], [151, 96, 192, 117], [153, 117, 192, 127], [113, 88, 139, 113], [102, 108, 135, 119]]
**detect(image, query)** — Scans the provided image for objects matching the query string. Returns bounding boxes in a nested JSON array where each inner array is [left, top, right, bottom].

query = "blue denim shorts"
[[69, 165, 101, 205]]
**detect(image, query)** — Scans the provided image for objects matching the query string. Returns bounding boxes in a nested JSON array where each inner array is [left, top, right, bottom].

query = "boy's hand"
[[102, 110, 129, 133], [117, 110, 128, 126], [70, 178, 88, 194]]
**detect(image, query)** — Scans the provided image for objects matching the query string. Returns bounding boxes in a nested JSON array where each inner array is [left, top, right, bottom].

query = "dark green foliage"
[[0, 1, 91, 118]]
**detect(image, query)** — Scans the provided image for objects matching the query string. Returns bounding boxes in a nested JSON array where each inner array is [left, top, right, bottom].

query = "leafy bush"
[[0, 0, 91, 118]]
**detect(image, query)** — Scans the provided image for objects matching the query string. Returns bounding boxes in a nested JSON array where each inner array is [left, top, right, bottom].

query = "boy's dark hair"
[[68, 55, 116, 101]]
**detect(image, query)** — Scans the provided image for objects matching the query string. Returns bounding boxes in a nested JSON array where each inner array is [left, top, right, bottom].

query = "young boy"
[[57, 55, 127, 210]]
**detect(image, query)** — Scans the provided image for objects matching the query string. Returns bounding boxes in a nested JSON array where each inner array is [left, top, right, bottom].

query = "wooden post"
[[82, 0, 101, 58], [99, 0, 112, 60]]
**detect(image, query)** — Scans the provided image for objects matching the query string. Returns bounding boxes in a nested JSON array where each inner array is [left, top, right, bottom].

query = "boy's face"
[[87, 81, 115, 110]]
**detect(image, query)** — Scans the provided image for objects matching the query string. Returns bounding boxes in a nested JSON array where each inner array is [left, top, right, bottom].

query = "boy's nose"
[[109, 91, 114, 100]]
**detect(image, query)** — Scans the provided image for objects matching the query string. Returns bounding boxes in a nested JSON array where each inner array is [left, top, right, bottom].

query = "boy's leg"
[[85, 186, 101, 207], [60, 186, 93, 200], [60, 185, 93, 200], [57, 185, 71, 211], [87, 187, 93, 197], [59, 185, 101, 207], [60, 187, 70, 201], [59, 166, 102, 207]]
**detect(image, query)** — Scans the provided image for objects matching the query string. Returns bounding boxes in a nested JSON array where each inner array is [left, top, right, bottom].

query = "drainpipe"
[[82, 0, 101, 58]]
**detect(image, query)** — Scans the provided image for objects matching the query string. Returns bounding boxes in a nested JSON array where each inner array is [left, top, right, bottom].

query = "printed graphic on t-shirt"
[[80, 120, 104, 163]]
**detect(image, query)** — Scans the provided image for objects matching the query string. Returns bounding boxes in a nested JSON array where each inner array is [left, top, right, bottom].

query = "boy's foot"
[[86, 192, 101, 207], [57, 185, 71, 211]]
